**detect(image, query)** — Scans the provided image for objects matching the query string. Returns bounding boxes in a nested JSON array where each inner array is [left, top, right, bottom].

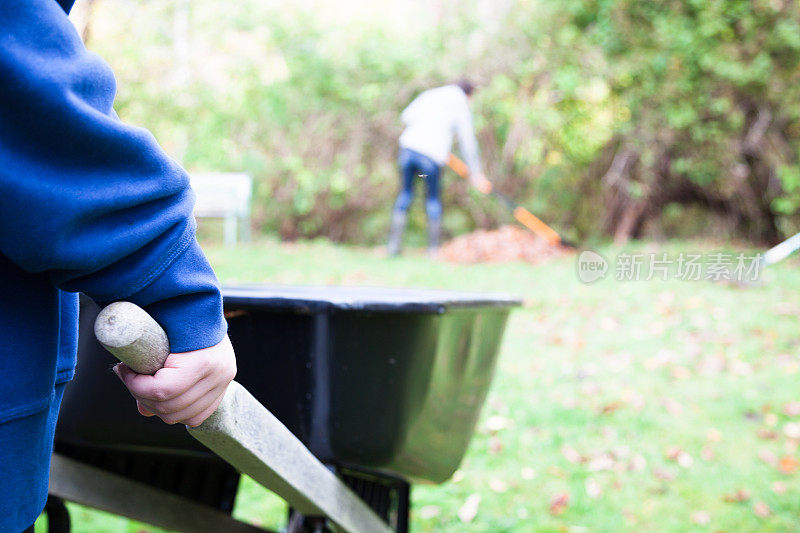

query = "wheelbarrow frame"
[[48, 287, 520, 532]]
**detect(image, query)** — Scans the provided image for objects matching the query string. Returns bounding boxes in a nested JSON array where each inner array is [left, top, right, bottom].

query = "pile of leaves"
[[437, 225, 573, 265]]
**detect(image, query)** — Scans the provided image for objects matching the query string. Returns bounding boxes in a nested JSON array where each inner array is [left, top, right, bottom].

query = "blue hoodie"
[[0, 1, 228, 530]]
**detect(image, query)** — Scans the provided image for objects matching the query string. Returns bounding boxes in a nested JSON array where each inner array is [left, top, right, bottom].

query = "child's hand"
[[114, 334, 237, 427]]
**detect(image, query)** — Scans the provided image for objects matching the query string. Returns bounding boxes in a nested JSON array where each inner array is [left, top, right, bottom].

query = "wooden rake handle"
[[92, 301, 392, 532], [94, 301, 170, 375]]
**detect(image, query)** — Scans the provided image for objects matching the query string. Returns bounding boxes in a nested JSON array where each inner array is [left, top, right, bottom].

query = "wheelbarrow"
[[48, 286, 520, 532]]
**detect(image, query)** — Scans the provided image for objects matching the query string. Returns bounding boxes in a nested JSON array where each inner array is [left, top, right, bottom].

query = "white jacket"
[[399, 85, 482, 174]]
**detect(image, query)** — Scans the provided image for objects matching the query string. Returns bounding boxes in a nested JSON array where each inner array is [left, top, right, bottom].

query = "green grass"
[[43, 238, 800, 532]]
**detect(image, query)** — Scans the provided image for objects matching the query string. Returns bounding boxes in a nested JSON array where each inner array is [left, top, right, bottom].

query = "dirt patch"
[[438, 225, 574, 265]]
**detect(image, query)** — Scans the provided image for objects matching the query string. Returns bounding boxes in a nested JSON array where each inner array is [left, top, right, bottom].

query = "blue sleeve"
[[0, 0, 226, 353]]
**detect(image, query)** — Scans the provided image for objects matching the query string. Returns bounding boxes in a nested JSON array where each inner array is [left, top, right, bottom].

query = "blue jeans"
[[392, 148, 442, 221]]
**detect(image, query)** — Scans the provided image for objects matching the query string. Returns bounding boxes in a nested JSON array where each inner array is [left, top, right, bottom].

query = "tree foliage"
[[87, 0, 800, 244], [569, 0, 800, 242]]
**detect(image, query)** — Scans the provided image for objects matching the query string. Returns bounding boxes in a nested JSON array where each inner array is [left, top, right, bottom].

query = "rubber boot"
[[387, 210, 407, 256], [427, 218, 441, 257]]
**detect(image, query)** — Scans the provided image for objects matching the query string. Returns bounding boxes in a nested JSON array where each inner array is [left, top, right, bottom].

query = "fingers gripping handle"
[[94, 301, 170, 375]]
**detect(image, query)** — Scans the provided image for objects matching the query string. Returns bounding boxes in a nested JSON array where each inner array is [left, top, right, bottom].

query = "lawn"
[[43, 238, 800, 532]]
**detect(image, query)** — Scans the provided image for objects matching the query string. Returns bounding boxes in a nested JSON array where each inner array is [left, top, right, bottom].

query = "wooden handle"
[[93, 303, 392, 531], [92, 303, 391, 532], [94, 301, 170, 375]]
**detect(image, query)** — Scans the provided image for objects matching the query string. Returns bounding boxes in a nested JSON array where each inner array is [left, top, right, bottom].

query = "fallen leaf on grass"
[[779, 456, 798, 474], [629, 455, 648, 472], [601, 401, 623, 415], [484, 415, 513, 434], [696, 353, 725, 376], [723, 489, 750, 503], [687, 296, 705, 308], [579, 382, 601, 396], [757, 428, 779, 440], [707, 428, 722, 442], [665, 446, 693, 468], [784, 422, 800, 439], [701, 445, 715, 461], [678, 452, 693, 468], [417, 505, 441, 519], [600, 317, 619, 331], [488, 478, 508, 493], [660, 398, 684, 415], [489, 436, 503, 455], [772, 481, 788, 494], [561, 445, 584, 464], [671, 366, 691, 380], [621, 508, 638, 525], [691, 511, 711, 525], [753, 501, 772, 518], [458, 494, 481, 523], [613, 444, 631, 459], [488, 398, 507, 411], [549, 492, 570, 515], [653, 468, 676, 481], [587, 453, 616, 472], [782, 362, 800, 375], [585, 477, 602, 499], [765, 413, 779, 427], [731, 360, 754, 376], [744, 411, 762, 423], [775, 302, 800, 316], [759, 449, 778, 467], [621, 390, 646, 411]]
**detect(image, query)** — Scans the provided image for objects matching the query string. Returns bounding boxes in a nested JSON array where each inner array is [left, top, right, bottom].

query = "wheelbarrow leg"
[[395, 483, 409, 533], [285, 511, 331, 533], [25, 496, 71, 533], [44, 496, 71, 533], [287, 478, 410, 532]]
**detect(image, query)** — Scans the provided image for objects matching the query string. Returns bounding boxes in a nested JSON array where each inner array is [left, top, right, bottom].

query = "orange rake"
[[447, 154, 574, 248]]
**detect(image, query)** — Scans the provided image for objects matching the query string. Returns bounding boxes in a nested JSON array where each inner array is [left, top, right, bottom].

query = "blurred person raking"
[[0, 1, 237, 531], [387, 80, 491, 256]]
